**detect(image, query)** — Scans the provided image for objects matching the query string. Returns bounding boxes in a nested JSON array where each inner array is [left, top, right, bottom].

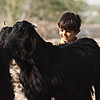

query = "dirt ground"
[[10, 65, 27, 100]]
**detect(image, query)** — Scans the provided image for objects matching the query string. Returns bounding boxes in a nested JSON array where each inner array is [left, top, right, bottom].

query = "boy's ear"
[[75, 30, 80, 35]]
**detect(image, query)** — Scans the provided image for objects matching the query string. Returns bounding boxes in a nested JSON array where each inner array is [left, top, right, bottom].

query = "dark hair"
[[0, 26, 12, 45], [58, 11, 82, 32]]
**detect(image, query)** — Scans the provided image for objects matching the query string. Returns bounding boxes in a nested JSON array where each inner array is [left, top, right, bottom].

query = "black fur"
[[0, 26, 12, 45], [4, 20, 100, 100], [0, 27, 14, 100]]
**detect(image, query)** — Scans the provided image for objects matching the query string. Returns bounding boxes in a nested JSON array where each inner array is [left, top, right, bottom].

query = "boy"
[[56, 11, 82, 45]]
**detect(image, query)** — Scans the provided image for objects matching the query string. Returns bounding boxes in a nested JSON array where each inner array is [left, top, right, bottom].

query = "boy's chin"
[[63, 38, 68, 43]]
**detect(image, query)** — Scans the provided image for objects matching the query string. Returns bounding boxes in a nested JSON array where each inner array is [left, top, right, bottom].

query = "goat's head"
[[0, 26, 12, 46], [4, 20, 37, 59]]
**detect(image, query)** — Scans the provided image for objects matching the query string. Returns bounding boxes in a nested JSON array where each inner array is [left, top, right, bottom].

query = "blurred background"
[[1, 1, 99, 99], [0, 0, 100, 44]]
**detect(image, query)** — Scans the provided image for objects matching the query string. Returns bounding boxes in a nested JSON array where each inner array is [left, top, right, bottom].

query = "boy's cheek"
[[59, 32, 63, 37]]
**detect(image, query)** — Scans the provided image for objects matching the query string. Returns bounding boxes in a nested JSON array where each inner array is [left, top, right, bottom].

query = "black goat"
[[4, 20, 100, 100], [0, 47, 15, 100], [0, 26, 14, 100], [0, 25, 26, 100]]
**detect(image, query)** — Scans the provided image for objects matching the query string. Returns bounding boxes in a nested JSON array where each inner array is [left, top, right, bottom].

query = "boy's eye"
[[61, 29, 63, 32], [66, 31, 69, 32], [65, 30, 70, 33], [60, 29, 71, 33]]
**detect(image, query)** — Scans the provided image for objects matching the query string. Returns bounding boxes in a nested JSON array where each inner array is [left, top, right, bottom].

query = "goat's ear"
[[27, 37, 36, 58], [32, 23, 37, 28]]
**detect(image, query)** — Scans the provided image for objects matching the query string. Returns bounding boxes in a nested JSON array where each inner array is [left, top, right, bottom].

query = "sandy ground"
[[10, 65, 27, 100]]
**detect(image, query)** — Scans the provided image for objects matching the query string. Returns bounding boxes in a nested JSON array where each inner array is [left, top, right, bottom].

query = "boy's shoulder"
[[55, 38, 65, 45], [55, 37, 78, 45]]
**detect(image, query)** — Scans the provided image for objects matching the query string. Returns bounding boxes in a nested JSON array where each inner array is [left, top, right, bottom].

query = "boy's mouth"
[[63, 36, 68, 40]]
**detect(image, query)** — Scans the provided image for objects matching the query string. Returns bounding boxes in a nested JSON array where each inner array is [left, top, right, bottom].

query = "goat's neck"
[[32, 35, 52, 70]]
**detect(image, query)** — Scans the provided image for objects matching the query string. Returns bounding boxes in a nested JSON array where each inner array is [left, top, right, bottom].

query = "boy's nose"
[[63, 31, 67, 36]]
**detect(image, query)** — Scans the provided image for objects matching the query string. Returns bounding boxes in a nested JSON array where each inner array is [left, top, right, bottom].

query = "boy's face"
[[59, 28, 79, 43]]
